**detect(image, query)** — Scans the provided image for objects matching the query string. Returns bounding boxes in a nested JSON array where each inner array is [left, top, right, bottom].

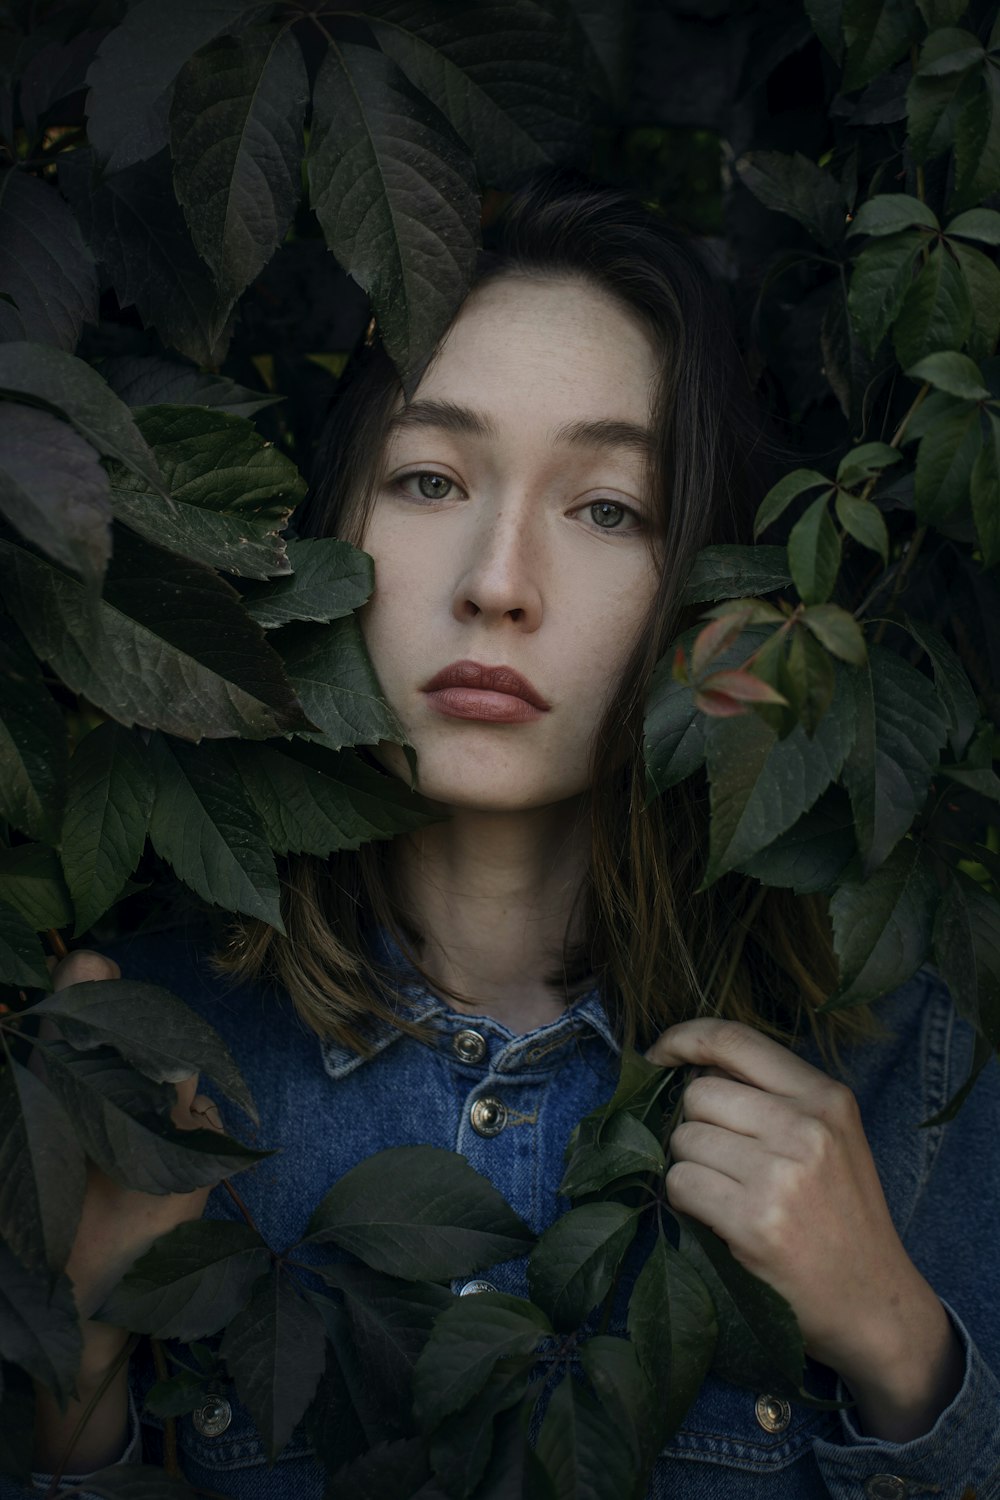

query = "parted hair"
[[217, 167, 875, 1060]]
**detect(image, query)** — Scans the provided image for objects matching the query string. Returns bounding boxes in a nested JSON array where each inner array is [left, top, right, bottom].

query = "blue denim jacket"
[[13, 923, 1000, 1499]]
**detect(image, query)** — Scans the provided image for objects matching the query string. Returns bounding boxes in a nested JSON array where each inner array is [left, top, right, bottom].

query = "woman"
[[21, 170, 1000, 1497]]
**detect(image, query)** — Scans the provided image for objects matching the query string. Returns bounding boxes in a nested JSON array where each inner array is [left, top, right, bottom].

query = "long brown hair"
[[219, 168, 873, 1060]]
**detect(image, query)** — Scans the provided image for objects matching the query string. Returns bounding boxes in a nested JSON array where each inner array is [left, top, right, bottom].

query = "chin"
[[373, 740, 589, 812]]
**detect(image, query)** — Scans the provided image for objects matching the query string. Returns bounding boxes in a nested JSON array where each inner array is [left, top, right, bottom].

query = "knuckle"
[[53, 949, 121, 988], [664, 1160, 697, 1205]]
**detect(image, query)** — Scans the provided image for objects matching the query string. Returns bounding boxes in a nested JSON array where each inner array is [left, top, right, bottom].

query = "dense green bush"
[[1, 0, 999, 1495]]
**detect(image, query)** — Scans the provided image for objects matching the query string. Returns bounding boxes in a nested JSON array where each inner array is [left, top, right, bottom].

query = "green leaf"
[[902, 616, 978, 756], [148, 735, 282, 931], [579, 1335, 658, 1470], [848, 232, 925, 356], [85, 0, 273, 173], [703, 666, 858, 885], [31, 973, 258, 1121], [0, 1060, 85, 1275], [0, 403, 111, 587], [96, 1221, 270, 1341], [916, 24, 983, 75], [906, 66, 973, 162], [0, 628, 66, 846], [559, 1111, 665, 1198], [834, 491, 890, 565], [0, 530, 309, 740], [0, 899, 49, 988], [682, 545, 793, 602], [240, 538, 373, 627], [40, 1039, 269, 1195], [221, 1266, 326, 1461], [787, 493, 841, 605], [913, 402, 980, 522], [951, 65, 1000, 214], [412, 1291, 551, 1433], [841, 644, 949, 871], [735, 151, 845, 246], [804, 0, 844, 59], [108, 403, 307, 580], [754, 472, 831, 539], [0, 843, 72, 930], [946, 207, 1000, 245], [842, 0, 920, 90], [825, 840, 939, 1006], [905, 349, 990, 400], [534, 1371, 638, 1500], [101, 354, 280, 418], [784, 626, 837, 736], [800, 604, 868, 665], [306, 40, 480, 389], [846, 193, 939, 238], [170, 25, 308, 311], [893, 243, 973, 369], [366, 1, 589, 186], [588, 1047, 676, 1140], [677, 1219, 804, 1393], [278, 616, 405, 752], [303, 1145, 535, 1278], [0, 343, 168, 500], [60, 722, 155, 936], [835, 441, 902, 488], [735, 788, 856, 894], [926, 876, 1000, 1121], [0, 170, 98, 352], [627, 1232, 717, 1440], [932, 869, 979, 1023], [527, 1201, 639, 1331], [971, 410, 1000, 566], [952, 240, 1000, 363], [326, 1268, 452, 1419], [429, 1356, 533, 1499], [0, 1245, 81, 1404]]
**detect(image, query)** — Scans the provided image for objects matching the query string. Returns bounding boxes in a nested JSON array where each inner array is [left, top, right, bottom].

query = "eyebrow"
[[384, 398, 656, 459]]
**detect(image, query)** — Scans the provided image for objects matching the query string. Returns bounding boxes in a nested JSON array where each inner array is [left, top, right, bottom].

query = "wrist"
[[834, 1289, 965, 1441]]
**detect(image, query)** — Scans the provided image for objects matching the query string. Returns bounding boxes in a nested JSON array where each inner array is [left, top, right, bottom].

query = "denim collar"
[[319, 927, 621, 1080]]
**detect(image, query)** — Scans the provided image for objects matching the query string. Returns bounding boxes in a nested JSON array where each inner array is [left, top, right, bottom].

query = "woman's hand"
[[32, 949, 226, 1472], [645, 1018, 964, 1442]]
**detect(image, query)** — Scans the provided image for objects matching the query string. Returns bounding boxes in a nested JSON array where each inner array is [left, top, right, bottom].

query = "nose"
[[451, 503, 543, 631]]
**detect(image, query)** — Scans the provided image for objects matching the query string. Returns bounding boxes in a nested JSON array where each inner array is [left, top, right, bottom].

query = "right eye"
[[393, 469, 461, 501]]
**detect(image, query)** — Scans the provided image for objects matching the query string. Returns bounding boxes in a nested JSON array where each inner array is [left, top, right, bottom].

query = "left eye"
[[588, 501, 631, 529]]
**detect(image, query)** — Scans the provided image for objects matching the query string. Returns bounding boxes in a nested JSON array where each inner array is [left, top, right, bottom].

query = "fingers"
[[189, 1095, 224, 1135], [51, 949, 122, 990], [646, 1017, 825, 1100], [172, 1082, 224, 1135]]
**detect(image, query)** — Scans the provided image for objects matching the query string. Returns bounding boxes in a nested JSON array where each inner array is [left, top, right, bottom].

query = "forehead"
[[393, 275, 659, 439]]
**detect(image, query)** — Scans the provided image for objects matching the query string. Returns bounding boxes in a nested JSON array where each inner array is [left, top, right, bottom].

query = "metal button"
[[864, 1480, 908, 1500], [470, 1096, 507, 1136], [459, 1279, 498, 1295], [192, 1394, 232, 1438], [754, 1394, 791, 1433], [453, 1028, 487, 1063]]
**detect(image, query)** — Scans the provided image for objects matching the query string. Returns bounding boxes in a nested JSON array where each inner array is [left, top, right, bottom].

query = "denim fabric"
[[8, 922, 1000, 1499]]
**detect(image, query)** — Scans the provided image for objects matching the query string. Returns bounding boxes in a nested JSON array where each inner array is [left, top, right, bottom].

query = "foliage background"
[[1, 0, 1000, 1495]]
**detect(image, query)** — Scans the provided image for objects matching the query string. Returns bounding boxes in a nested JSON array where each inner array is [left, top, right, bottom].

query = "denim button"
[[192, 1394, 232, 1437], [865, 1479, 908, 1500], [459, 1279, 498, 1295], [754, 1393, 791, 1433], [470, 1097, 507, 1136], [453, 1029, 487, 1063]]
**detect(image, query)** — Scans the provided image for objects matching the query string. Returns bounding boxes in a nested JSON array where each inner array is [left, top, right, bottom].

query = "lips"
[[422, 660, 551, 723]]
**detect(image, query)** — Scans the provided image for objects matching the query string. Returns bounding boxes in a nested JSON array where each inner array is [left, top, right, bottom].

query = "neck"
[[388, 799, 591, 1031]]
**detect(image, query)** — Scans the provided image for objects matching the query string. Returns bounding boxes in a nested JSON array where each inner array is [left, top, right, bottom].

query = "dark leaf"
[[220, 1266, 329, 1460], [845, 193, 938, 238], [278, 616, 406, 751], [800, 604, 867, 665], [100, 354, 280, 418], [0, 626, 66, 846], [835, 440, 902, 487], [736, 787, 857, 894], [0, 529, 310, 740], [171, 26, 308, 309], [429, 1355, 532, 1499], [241, 538, 373, 627], [108, 404, 305, 580], [143, 1369, 211, 1417], [587, 1047, 675, 1140], [905, 349, 990, 400], [848, 231, 925, 356], [0, 403, 111, 587], [0, 898, 49, 989], [902, 616, 978, 758], [892, 243, 973, 369], [0, 169, 98, 350], [787, 493, 841, 605], [677, 1218, 804, 1393], [681, 544, 792, 602], [754, 472, 831, 539], [84, 0, 273, 172], [833, 491, 889, 565], [0, 843, 73, 930], [31, 970, 258, 1120], [306, 40, 480, 388], [841, 644, 949, 872], [971, 410, 1000, 567], [534, 1371, 638, 1500], [932, 869, 979, 1024], [303, 1145, 535, 1279], [412, 1292, 551, 1433], [330, 1269, 452, 1419], [825, 839, 939, 1006], [527, 1201, 639, 1331], [913, 401, 980, 523], [148, 735, 282, 930], [951, 64, 1000, 214], [0, 1059, 85, 1275], [96, 1220, 270, 1340], [0, 341, 167, 498], [627, 1232, 717, 1439], [61, 721, 155, 936], [579, 1333, 657, 1472], [326, 1436, 433, 1500], [0, 1243, 81, 1404], [842, 0, 920, 92], [559, 1111, 665, 1199], [952, 241, 1000, 364], [906, 66, 972, 163], [736, 151, 845, 246]]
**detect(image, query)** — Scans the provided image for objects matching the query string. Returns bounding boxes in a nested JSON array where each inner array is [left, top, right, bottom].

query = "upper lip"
[[422, 660, 550, 709]]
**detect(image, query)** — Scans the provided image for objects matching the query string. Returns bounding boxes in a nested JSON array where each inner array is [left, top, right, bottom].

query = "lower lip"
[[424, 687, 547, 723]]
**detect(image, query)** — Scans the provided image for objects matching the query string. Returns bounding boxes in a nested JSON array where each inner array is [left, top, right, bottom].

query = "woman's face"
[[358, 274, 662, 812]]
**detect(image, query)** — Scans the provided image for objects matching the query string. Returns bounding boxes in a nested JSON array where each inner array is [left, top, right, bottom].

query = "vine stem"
[[47, 928, 68, 961], [44, 1335, 139, 1500], [221, 1178, 258, 1231]]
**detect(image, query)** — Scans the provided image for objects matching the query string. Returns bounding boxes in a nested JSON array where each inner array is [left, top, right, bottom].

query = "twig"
[[221, 1179, 258, 1231]]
